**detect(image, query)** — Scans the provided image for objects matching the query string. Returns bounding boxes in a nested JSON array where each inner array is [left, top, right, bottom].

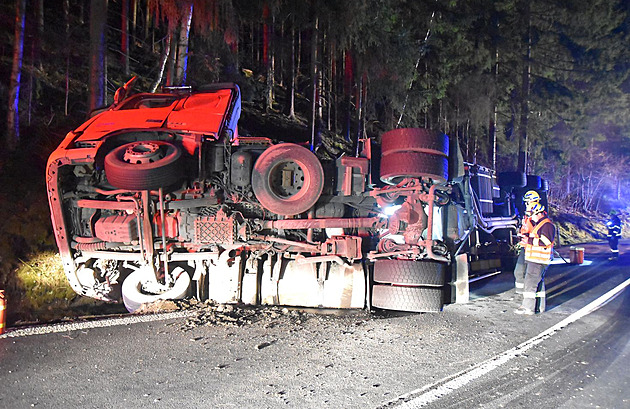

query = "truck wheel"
[[380, 151, 448, 185], [252, 143, 324, 216], [373, 259, 446, 286], [121, 267, 191, 313], [540, 178, 549, 191], [525, 174, 542, 190], [371, 285, 444, 312], [380, 128, 449, 157], [105, 141, 183, 190], [497, 171, 526, 188]]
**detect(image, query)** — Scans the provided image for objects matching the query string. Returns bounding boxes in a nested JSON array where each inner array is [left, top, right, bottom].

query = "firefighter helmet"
[[529, 202, 545, 215], [523, 190, 540, 204]]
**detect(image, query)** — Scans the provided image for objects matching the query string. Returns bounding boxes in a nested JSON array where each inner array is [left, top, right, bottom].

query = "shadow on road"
[[468, 240, 630, 312]]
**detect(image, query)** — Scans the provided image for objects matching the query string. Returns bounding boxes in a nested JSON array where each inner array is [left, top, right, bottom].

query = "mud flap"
[[260, 258, 366, 308], [322, 263, 366, 308], [207, 251, 241, 304], [450, 253, 469, 304]]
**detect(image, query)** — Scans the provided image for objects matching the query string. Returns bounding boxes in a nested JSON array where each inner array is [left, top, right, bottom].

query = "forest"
[[2, 0, 630, 210], [0, 0, 629, 321]]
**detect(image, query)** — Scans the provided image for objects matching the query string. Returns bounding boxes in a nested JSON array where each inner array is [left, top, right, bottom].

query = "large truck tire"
[[497, 171, 526, 188], [525, 174, 542, 190], [252, 143, 324, 216], [122, 267, 191, 313], [381, 128, 449, 157], [105, 141, 184, 191], [540, 178, 550, 191], [373, 260, 446, 286], [371, 285, 444, 313], [380, 151, 448, 185]]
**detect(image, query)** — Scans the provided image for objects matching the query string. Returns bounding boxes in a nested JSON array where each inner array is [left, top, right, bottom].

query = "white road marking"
[[384, 276, 630, 408], [0, 310, 195, 339]]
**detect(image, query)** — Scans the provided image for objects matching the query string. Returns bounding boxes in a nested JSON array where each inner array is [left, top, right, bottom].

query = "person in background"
[[513, 190, 540, 294], [606, 210, 622, 261], [515, 202, 556, 315]]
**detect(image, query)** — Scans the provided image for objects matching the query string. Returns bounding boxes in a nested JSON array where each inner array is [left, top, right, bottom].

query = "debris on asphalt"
[[176, 299, 315, 330]]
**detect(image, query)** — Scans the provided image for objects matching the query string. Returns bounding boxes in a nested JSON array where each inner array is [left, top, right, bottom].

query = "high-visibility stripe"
[[515, 283, 524, 289], [523, 291, 545, 299], [520, 217, 533, 235], [525, 218, 554, 264]]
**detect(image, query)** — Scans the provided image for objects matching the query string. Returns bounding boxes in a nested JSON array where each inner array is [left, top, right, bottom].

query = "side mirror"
[[113, 76, 138, 105]]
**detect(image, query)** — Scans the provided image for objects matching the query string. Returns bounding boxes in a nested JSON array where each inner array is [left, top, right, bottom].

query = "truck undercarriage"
[[47, 83, 538, 313]]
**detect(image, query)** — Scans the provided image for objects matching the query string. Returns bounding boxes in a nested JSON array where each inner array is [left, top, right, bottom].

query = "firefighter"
[[515, 202, 556, 315], [513, 190, 541, 294], [606, 210, 622, 261]]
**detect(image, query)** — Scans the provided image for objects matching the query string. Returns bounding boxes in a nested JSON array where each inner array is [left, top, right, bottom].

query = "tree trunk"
[[263, 3, 275, 112], [310, 16, 319, 149], [152, 35, 172, 92], [6, 0, 26, 152], [175, 4, 193, 86], [131, 0, 137, 38], [343, 50, 353, 142], [288, 20, 296, 120], [166, 28, 177, 86], [121, 0, 130, 76], [144, 0, 150, 40], [88, 0, 108, 112], [26, 0, 44, 126], [517, 0, 531, 173], [64, 0, 70, 116]]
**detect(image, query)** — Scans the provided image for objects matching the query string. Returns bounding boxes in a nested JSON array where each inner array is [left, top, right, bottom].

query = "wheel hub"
[[270, 161, 305, 197], [122, 142, 165, 164]]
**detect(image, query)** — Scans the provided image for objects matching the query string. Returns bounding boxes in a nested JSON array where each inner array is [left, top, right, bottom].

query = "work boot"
[[514, 306, 534, 315]]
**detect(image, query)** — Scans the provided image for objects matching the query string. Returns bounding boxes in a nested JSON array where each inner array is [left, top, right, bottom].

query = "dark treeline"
[[1, 0, 629, 211]]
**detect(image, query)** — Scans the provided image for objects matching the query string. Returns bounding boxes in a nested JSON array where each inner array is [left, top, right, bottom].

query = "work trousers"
[[609, 237, 619, 258], [513, 249, 526, 293], [521, 261, 547, 313]]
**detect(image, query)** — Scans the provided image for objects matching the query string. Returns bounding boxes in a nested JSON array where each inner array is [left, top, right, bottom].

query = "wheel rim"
[[122, 142, 165, 164], [252, 143, 324, 216], [269, 160, 305, 198], [104, 140, 184, 190]]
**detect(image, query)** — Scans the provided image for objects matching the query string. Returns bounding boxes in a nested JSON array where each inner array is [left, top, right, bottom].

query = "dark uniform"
[[606, 212, 622, 260]]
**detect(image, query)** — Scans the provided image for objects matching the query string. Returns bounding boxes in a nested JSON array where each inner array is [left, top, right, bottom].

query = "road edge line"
[[381, 276, 630, 408], [0, 310, 196, 339]]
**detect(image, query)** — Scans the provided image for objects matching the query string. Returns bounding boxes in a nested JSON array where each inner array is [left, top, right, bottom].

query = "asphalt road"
[[1, 241, 629, 409]]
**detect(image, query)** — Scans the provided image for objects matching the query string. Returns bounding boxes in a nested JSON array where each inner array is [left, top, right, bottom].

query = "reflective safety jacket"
[[606, 215, 622, 238], [520, 216, 534, 236], [525, 217, 556, 264]]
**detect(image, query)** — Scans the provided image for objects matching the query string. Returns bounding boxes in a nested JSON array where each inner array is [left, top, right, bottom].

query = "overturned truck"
[[47, 82, 543, 313]]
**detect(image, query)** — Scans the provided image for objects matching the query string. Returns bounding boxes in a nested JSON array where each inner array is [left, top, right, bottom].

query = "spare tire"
[[380, 151, 448, 185], [540, 178, 550, 192], [252, 143, 324, 216], [105, 141, 183, 190], [497, 171, 526, 188], [122, 267, 191, 313], [526, 174, 542, 190], [381, 128, 449, 157]]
